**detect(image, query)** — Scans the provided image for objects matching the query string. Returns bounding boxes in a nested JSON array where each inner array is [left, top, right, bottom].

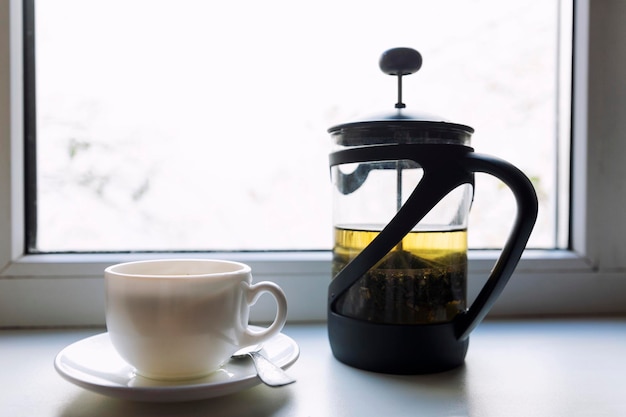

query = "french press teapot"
[[328, 48, 538, 374]]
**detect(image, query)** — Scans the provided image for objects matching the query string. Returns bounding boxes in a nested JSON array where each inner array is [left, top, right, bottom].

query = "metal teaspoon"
[[232, 344, 296, 387]]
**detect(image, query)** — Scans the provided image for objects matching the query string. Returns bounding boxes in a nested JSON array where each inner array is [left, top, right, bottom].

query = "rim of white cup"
[[104, 258, 251, 278]]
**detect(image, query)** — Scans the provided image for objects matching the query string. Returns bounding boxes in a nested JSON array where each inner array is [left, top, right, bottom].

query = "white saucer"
[[54, 330, 299, 402]]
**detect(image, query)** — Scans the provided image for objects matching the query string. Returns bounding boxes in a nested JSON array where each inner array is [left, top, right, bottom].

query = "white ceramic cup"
[[104, 259, 288, 380]]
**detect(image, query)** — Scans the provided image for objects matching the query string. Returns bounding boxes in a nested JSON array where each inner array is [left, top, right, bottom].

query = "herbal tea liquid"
[[332, 226, 467, 324]]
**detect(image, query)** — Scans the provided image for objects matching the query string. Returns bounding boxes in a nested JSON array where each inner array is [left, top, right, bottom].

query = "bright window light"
[[30, 0, 570, 252]]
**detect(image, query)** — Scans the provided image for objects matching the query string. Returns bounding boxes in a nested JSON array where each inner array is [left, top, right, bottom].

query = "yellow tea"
[[332, 226, 467, 324]]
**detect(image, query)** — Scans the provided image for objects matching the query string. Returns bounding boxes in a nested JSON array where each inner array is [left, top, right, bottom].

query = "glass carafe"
[[327, 48, 538, 374]]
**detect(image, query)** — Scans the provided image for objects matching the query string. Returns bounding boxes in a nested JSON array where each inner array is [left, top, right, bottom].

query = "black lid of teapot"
[[328, 48, 474, 146]]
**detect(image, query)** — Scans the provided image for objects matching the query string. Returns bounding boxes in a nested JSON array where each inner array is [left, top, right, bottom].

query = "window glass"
[[31, 0, 569, 252]]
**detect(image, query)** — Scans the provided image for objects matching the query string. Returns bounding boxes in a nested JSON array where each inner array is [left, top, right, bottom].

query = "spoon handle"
[[248, 351, 296, 387]]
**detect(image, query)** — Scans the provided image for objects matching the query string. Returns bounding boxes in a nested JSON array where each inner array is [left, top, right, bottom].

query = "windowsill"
[[3, 249, 626, 327], [0, 248, 592, 276], [1, 318, 625, 416]]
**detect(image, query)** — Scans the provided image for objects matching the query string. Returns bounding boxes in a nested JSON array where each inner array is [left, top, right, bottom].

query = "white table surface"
[[1, 319, 625, 417]]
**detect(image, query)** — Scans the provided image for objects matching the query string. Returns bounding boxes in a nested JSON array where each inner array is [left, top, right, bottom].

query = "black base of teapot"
[[328, 310, 469, 374]]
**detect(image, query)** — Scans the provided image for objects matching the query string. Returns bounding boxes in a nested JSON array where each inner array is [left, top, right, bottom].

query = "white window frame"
[[1, 0, 625, 327]]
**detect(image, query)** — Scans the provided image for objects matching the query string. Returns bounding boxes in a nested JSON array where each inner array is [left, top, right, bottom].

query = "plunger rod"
[[395, 75, 406, 109], [395, 162, 404, 251]]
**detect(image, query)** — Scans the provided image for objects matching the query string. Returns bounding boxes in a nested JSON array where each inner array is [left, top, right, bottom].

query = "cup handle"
[[239, 281, 288, 347]]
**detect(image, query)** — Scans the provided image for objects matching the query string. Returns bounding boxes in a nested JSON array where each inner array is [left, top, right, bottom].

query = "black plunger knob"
[[379, 48, 422, 108], [379, 47, 422, 76]]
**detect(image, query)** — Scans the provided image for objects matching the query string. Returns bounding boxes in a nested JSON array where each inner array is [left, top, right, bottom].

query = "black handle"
[[453, 153, 538, 340], [328, 145, 538, 341]]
